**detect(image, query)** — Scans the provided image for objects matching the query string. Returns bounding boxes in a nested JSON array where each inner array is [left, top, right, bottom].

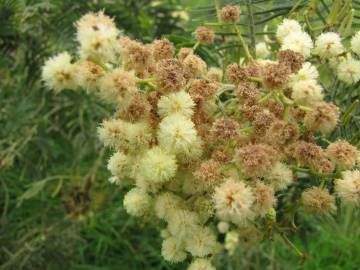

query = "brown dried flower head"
[[211, 118, 240, 141], [195, 26, 215, 44], [265, 120, 300, 147], [278, 49, 305, 73], [119, 94, 151, 122], [327, 140, 358, 169], [193, 159, 223, 192], [262, 63, 291, 90], [152, 38, 175, 61], [252, 181, 276, 216], [120, 37, 153, 72], [237, 144, 278, 177], [183, 54, 207, 78], [252, 109, 276, 135], [235, 82, 261, 104], [225, 63, 249, 84], [156, 59, 186, 92], [177, 47, 194, 61], [220, 5, 241, 23], [292, 141, 324, 168]]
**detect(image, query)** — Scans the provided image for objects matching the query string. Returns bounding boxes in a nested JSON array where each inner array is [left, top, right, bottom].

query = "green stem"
[[280, 233, 306, 260], [193, 41, 200, 50], [233, 23, 253, 62]]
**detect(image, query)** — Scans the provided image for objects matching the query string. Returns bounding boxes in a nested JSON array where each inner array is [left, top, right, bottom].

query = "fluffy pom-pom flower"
[[335, 170, 360, 206], [327, 140, 358, 170], [195, 26, 215, 44], [107, 151, 129, 180], [351, 31, 360, 56], [213, 179, 255, 225], [304, 102, 339, 134], [97, 118, 152, 151], [185, 226, 218, 257], [302, 187, 336, 215], [167, 209, 201, 237], [291, 79, 323, 107], [75, 11, 120, 62], [158, 114, 198, 155], [42, 52, 77, 92], [336, 57, 360, 84], [256, 42, 270, 59], [161, 236, 187, 263], [281, 31, 313, 58], [154, 192, 185, 220], [314, 32, 344, 59], [266, 162, 294, 191], [158, 91, 195, 118], [98, 68, 138, 105], [187, 258, 216, 270], [252, 181, 276, 217], [276, 19, 302, 43], [138, 147, 178, 184], [123, 187, 152, 217]]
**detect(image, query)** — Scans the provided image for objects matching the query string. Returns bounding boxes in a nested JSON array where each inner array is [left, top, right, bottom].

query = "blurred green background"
[[1, 0, 360, 269]]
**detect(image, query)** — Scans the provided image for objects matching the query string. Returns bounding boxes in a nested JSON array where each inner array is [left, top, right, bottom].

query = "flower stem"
[[233, 23, 253, 62]]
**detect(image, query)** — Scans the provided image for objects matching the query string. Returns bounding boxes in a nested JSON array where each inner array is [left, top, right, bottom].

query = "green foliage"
[[0, 0, 359, 269]]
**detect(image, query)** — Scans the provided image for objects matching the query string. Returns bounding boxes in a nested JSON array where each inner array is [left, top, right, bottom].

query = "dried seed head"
[[292, 141, 324, 168], [327, 140, 358, 170], [237, 144, 278, 177], [240, 104, 263, 122], [252, 110, 276, 135], [211, 118, 240, 141], [211, 147, 233, 164], [252, 181, 276, 217], [120, 37, 153, 72], [183, 54, 207, 78], [302, 187, 336, 215], [195, 26, 215, 44], [189, 79, 218, 102], [235, 82, 261, 104], [304, 102, 340, 134], [225, 63, 249, 84], [193, 159, 223, 192], [152, 38, 175, 61], [263, 99, 284, 118], [278, 49, 305, 73], [265, 120, 300, 147], [312, 158, 335, 173], [117, 94, 151, 122], [156, 59, 186, 92], [262, 63, 291, 90], [220, 5, 241, 23]]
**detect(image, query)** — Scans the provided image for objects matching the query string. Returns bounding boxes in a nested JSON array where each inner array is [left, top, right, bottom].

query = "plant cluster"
[[42, 5, 360, 270]]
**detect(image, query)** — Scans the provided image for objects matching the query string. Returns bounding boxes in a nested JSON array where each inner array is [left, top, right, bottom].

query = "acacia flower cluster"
[[42, 7, 360, 270]]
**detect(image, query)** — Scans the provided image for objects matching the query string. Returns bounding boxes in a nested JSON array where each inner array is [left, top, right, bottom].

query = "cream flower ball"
[[185, 226, 218, 257], [314, 32, 344, 59], [266, 162, 294, 191], [123, 187, 152, 217], [351, 31, 360, 56], [138, 147, 178, 184], [276, 19, 302, 43], [336, 57, 360, 84], [187, 258, 216, 270], [281, 31, 313, 58], [161, 236, 187, 263], [290, 62, 319, 83], [213, 179, 254, 225], [158, 113, 198, 155], [335, 170, 360, 206], [157, 90, 195, 118], [291, 79, 324, 107], [107, 151, 129, 179], [255, 42, 270, 59], [42, 52, 77, 92]]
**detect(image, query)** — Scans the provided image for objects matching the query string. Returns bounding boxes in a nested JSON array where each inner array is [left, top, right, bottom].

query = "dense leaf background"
[[0, 0, 359, 269]]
